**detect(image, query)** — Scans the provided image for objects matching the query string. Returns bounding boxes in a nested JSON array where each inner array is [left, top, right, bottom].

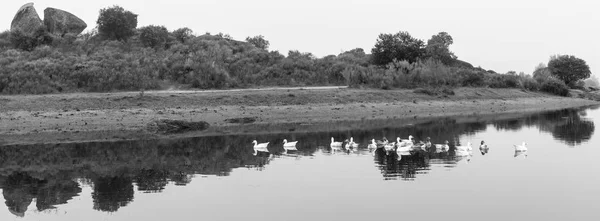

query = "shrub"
[[139, 25, 169, 48], [9, 28, 53, 51], [97, 5, 138, 41], [487, 74, 520, 88], [540, 78, 569, 96], [171, 27, 194, 44], [457, 69, 485, 87], [521, 77, 540, 91], [0, 30, 10, 49]]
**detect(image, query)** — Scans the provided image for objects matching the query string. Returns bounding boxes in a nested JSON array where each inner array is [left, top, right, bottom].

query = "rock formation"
[[44, 8, 87, 36], [10, 3, 44, 35]]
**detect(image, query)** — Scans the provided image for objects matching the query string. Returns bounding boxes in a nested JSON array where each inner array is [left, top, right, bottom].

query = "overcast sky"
[[1, 0, 598, 76]]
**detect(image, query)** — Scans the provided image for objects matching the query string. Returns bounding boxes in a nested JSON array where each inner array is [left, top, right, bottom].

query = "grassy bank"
[[0, 87, 597, 145]]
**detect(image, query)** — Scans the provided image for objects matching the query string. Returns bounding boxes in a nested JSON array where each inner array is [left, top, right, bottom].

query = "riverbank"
[[0, 87, 598, 145]]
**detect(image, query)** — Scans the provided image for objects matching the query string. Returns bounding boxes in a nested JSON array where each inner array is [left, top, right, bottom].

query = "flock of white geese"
[[252, 137, 528, 157]]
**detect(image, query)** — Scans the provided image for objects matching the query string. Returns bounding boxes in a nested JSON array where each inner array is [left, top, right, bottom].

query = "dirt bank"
[[0, 87, 598, 145]]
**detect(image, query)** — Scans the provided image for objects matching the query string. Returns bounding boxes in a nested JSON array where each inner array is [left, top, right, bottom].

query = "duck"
[[367, 139, 377, 152], [455, 142, 473, 152], [400, 135, 414, 144], [330, 137, 344, 153], [395, 137, 412, 148], [384, 141, 396, 154], [417, 137, 433, 150], [435, 140, 450, 151], [349, 137, 359, 149], [479, 140, 489, 155], [252, 140, 270, 155], [514, 142, 527, 151], [396, 137, 413, 153], [283, 139, 298, 153]]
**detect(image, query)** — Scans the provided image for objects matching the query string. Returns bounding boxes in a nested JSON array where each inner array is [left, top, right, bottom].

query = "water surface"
[[1, 107, 599, 221]]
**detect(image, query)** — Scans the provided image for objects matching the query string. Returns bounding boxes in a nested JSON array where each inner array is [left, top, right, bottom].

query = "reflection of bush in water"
[[492, 108, 595, 146], [92, 177, 134, 212], [373, 150, 431, 181], [0, 173, 81, 216], [553, 119, 595, 145], [135, 169, 169, 193]]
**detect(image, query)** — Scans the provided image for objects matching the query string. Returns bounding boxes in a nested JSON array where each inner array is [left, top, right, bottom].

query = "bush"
[[487, 74, 520, 88], [139, 25, 169, 49], [171, 28, 194, 43], [457, 69, 485, 87], [9, 28, 53, 51], [540, 78, 569, 96], [521, 77, 540, 91], [97, 5, 138, 41]]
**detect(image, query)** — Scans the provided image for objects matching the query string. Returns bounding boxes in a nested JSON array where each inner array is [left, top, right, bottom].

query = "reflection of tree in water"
[[135, 169, 169, 193], [493, 108, 595, 146], [373, 150, 430, 181], [0, 172, 81, 217], [553, 117, 595, 145], [92, 176, 134, 212]]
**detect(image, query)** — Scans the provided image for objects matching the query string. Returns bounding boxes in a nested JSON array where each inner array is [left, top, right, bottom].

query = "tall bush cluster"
[[0, 5, 592, 97]]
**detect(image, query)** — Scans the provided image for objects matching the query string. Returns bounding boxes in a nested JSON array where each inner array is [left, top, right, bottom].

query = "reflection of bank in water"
[[493, 108, 595, 146]]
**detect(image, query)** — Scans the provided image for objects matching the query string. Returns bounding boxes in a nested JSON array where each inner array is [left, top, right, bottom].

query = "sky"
[[1, 0, 598, 76]]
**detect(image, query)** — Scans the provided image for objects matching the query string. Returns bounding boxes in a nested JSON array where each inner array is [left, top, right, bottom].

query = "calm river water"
[[1, 106, 599, 221]]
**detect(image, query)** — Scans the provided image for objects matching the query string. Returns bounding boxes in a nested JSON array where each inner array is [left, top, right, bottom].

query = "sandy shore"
[[0, 87, 598, 145]]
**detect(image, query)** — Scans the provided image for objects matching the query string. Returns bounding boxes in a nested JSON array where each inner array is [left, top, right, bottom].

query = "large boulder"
[[44, 8, 87, 36], [10, 3, 44, 35]]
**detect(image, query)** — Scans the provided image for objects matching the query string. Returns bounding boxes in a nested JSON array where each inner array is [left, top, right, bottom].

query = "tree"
[[425, 32, 456, 65], [547, 55, 591, 85], [139, 25, 169, 48], [246, 35, 270, 50], [97, 6, 138, 41], [9, 27, 53, 51], [171, 27, 194, 43], [370, 31, 424, 66]]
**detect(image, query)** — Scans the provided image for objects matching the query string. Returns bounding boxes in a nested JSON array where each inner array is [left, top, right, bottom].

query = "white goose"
[[367, 139, 377, 152], [395, 137, 411, 155], [349, 137, 359, 149], [435, 140, 450, 151], [514, 142, 527, 151], [283, 139, 298, 153], [455, 142, 473, 151], [252, 140, 270, 155], [514, 142, 528, 157], [384, 141, 396, 154], [330, 137, 344, 153], [400, 135, 414, 144], [455, 142, 472, 157], [417, 137, 432, 151], [479, 140, 489, 155]]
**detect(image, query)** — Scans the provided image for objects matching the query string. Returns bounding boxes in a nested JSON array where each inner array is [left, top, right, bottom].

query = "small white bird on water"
[[283, 139, 298, 153], [514, 142, 527, 151], [252, 140, 270, 155], [349, 137, 359, 149], [330, 137, 344, 153], [400, 135, 414, 144], [435, 140, 450, 151], [514, 142, 528, 158], [455, 142, 473, 152], [480, 140, 489, 155], [367, 139, 377, 155]]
